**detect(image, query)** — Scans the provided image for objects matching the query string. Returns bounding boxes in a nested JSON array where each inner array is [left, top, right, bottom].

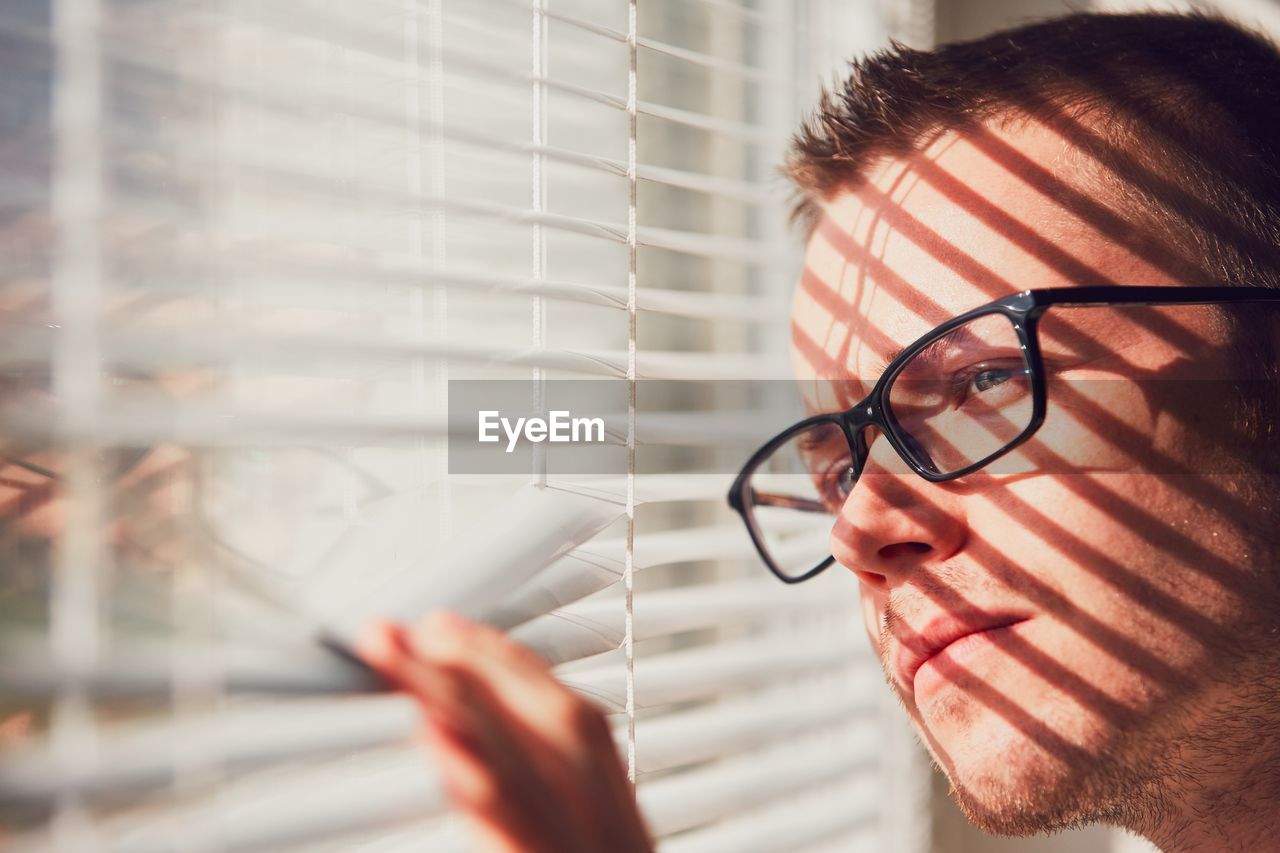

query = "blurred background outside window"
[[0, 1, 1275, 851]]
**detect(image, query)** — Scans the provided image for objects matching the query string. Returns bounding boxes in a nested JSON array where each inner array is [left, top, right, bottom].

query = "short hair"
[[786, 11, 1280, 447], [785, 11, 1280, 293]]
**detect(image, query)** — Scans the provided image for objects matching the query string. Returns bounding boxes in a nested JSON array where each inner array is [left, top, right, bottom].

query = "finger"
[[412, 614, 650, 846], [417, 610, 553, 678], [413, 613, 627, 777], [421, 716, 559, 853], [358, 624, 485, 747], [359, 623, 512, 750], [414, 612, 615, 760], [358, 624, 574, 849]]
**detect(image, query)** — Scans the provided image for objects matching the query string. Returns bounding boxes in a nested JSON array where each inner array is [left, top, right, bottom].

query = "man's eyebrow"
[[874, 323, 986, 380]]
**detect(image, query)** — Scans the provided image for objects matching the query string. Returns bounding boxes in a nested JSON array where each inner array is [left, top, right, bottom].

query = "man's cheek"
[[858, 581, 884, 652]]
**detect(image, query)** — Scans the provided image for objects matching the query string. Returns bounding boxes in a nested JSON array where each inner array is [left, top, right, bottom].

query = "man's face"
[[792, 119, 1280, 832]]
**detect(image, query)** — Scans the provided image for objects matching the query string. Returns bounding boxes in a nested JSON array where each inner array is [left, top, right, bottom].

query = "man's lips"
[[893, 614, 1030, 697]]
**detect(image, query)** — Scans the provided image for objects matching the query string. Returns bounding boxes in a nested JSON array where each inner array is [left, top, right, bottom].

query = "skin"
[[794, 118, 1280, 850], [359, 615, 654, 853], [363, 119, 1280, 851]]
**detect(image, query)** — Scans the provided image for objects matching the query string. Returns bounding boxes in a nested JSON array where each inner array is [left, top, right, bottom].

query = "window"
[[0, 1, 931, 850]]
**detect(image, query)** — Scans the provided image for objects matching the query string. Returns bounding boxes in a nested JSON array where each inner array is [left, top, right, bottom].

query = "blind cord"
[[531, 0, 548, 487], [50, 0, 106, 849], [624, 0, 639, 790]]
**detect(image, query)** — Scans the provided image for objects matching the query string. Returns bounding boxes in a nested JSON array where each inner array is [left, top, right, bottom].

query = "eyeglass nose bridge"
[[839, 395, 942, 481], [838, 401, 881, 482]]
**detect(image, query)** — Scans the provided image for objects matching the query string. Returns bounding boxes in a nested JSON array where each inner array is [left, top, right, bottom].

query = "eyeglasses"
[[728, 285, 1280, 584], [1, 449, 152, 482], [0, 364, 155, 483]]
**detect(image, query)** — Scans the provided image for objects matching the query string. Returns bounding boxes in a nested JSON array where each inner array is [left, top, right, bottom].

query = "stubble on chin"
[[924, 642, 1280, 842], [904, 671, 1166, 838], [942, 730, 1136, 837]]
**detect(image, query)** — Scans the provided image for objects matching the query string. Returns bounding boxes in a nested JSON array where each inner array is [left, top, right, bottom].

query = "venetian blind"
[[0, 0, 932, 850]]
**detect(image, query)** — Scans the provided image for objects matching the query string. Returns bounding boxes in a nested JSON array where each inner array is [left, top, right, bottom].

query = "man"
[[360, 12, 1280, 852]]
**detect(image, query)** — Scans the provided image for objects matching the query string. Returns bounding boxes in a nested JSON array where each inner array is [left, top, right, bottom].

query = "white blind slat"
[[315, 484, 622, 647], [486, 518, 831, 630], [4, 328, 781, 380], [82, 750, 441, 853], [632, 673, 880, 773], [658, 776, 878, 853], [639, 727, 877, 837], [512, 576, 846, 665], [0, 637, 382, 699], [0, 486, 622, 699], [0, 695, 418, 805], [547, 473, 735, 505], [110, 100, 776, 207], [0, 0, 910, 849], [559, 632, 864, 712]]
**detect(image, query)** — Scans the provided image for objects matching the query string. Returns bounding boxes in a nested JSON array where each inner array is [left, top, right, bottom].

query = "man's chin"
[[915, 690, 1134, 837], [946, 753, 1101, 837]]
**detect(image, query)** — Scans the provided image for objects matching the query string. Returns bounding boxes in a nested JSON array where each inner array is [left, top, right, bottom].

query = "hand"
[[358, 612, 654, 853]]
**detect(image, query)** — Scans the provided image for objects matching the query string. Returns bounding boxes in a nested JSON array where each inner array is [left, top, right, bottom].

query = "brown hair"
[[785, 11, 1280, 292]]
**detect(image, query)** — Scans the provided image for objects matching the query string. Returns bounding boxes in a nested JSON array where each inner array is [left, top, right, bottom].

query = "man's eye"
[[951, 362, 1027, 404], [972, 368, 1012, 391], [815, 462, 856, 512]]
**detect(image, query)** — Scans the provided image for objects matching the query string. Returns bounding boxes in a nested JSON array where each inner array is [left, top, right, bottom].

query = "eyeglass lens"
[[745, 311, 1034, 580]]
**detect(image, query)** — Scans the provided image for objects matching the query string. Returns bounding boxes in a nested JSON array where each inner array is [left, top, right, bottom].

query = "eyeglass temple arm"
[[1027, 285, 1280, 308], [749, 490, 829, 514], [1, 455, 59, 479], [1, 448, 153, 481]]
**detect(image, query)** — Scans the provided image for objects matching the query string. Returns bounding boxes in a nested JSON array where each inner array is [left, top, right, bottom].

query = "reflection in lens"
[[886, 312, 1033, 475], [746, 421, 849, 580]]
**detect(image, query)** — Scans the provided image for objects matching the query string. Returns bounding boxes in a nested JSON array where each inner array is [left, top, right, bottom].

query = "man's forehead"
[[790, 118, 1175, 405]]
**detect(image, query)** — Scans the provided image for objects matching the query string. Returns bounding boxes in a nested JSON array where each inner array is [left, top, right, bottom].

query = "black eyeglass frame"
[[728, 285, 1280, 584]]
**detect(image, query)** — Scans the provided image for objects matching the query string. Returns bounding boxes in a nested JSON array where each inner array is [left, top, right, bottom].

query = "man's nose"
[[829, 427, 968, 590]]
